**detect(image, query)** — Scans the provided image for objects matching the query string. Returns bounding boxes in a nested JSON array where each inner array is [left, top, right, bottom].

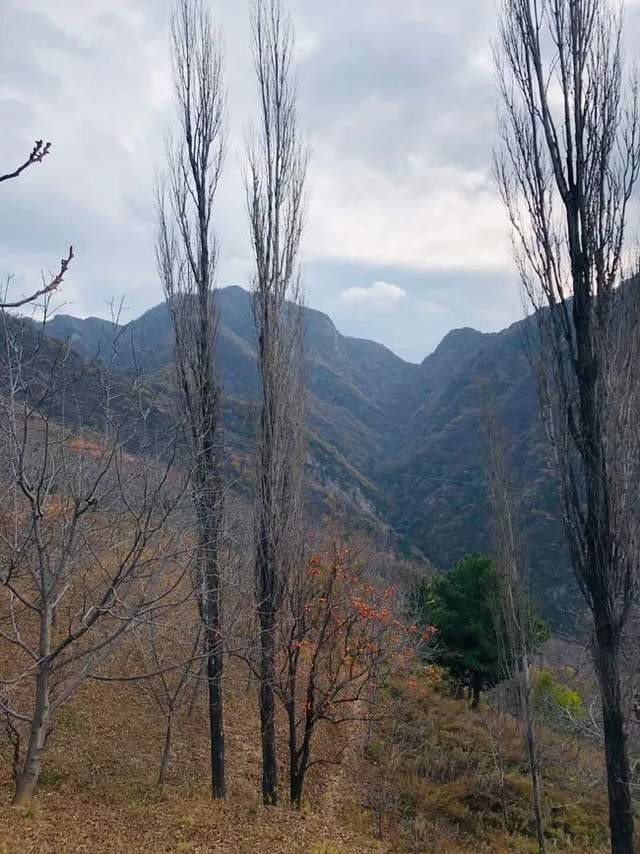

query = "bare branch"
[[0, 247, 74, 310], [0, 140, 51, 184]]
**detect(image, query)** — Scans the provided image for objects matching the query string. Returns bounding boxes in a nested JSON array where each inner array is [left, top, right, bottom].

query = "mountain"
[[45, 285, 576, 622], [45, 287, 414, 538], [384, 319, 576, 623]]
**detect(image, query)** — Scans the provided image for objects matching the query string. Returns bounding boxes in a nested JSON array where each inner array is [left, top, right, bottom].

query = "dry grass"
[[366, 671, 615, 853], [0, 661, 381, 853], [0, 650, 624, 853]]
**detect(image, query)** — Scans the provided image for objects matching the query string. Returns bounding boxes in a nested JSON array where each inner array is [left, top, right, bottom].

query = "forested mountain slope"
[[45, 285, 576, 620]]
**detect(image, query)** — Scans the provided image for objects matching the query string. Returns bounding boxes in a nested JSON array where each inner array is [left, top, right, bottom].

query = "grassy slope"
[[370, 672, 612, 853], [0, 656, 617, 853], [0, 664, 379, 854]]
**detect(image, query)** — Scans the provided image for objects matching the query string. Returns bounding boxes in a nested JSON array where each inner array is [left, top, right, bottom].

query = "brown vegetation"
[[0, 638, 618, 853]]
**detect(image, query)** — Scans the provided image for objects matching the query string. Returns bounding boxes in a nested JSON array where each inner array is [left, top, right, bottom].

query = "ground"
[[0, 666, 381, 853], [0, 661, 619, 852]]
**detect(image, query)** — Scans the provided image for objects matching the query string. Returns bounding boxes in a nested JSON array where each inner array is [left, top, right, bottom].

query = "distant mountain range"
[[44, 285, 577, 623]]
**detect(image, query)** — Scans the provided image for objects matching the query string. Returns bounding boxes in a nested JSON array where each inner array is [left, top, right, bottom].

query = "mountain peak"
[[431, 326, 484, 359]]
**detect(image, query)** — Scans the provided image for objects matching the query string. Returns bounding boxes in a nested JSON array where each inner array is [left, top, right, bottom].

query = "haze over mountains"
[[45, 285, 574, 622]]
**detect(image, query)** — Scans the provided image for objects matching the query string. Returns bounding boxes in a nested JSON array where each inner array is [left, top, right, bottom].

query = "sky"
[[2, 1, 640, 363]]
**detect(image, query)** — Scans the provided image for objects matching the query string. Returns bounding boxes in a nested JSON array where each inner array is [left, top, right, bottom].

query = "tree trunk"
[[158, 714, 173, 787], [195, 470, 226, 800], [13, 608, 53, 809], [518, 652, 545, 853], [594, 617, 635, 854], [202, 531, 225, 800], [12, 665, 50, 808], [187, 661, 204, 719], [287, 693, 299, 807], [290, 726, 312, 809], [290, 770, 303, 809], [288, 724, 311, 809], [579, 358, 634, 852], [206, 621, 225, 799], [576, 282, 634, 853], [471, 671, 482, 709], [259, 609, 277, 805]]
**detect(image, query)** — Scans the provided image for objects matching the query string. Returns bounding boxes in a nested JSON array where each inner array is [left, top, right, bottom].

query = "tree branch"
[[0, 140, 51, 184], [0, 247, 74, 309]]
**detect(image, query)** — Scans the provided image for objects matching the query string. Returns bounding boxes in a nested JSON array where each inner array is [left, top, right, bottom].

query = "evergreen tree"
[[412, 554, 547, 707]]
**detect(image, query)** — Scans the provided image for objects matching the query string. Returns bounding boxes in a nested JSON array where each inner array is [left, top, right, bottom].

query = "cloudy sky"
[[2, 1, 639, 362]]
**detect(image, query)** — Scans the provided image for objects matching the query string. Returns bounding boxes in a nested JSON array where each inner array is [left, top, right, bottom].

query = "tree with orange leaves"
[[274, 540, 426, 807]]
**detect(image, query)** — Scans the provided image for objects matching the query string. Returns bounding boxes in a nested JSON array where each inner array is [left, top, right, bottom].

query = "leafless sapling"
[[484, 405, 546, 853], [0, 314, 188, 808], [126, 598, 202, 786]]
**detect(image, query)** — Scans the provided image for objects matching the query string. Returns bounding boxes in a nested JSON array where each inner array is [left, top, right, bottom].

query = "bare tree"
[[156, 0, 227, 799], [127, 601, 202, 787], [484, 406, 545, 853], [0, 315, 187, 808], [495, 2, 640, 850], [1, 140, 73, 308], [245, 0, 308, 806]]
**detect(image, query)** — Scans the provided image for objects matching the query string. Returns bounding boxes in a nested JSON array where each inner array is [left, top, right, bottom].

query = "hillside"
[[385, 319, 577, 624], [46, 288, 397, 535], [0, 655, 612, 853], [45, 286, 575, 621], [46, 287, 416, 476]]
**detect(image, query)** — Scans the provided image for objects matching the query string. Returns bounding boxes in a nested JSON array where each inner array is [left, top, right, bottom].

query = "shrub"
[[533, 669, 585, 731]]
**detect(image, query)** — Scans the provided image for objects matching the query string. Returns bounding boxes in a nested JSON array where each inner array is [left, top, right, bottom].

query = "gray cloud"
[[2, 1, 638, 360]]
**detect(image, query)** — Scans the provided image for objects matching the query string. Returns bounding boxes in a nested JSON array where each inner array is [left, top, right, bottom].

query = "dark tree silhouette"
[[496, 2, 640, 850]]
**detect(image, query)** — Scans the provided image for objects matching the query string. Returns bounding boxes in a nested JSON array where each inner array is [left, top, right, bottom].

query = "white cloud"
[[307, 158, 512, 272], [339, 280, 407, 307]]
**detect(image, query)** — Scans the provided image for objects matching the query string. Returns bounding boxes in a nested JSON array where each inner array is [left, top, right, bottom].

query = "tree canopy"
[[412, 554, 548, 706]]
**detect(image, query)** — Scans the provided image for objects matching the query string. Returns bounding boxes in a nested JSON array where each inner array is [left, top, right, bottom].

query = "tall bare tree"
[[483, 406, 546, 853], [156, 0, 227, 799], [245, 0, 308, 806], [495, 2, 640, 850]]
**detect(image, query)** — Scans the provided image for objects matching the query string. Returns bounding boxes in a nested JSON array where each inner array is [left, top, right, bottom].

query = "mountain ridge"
[[43, 285, 574, 621]]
